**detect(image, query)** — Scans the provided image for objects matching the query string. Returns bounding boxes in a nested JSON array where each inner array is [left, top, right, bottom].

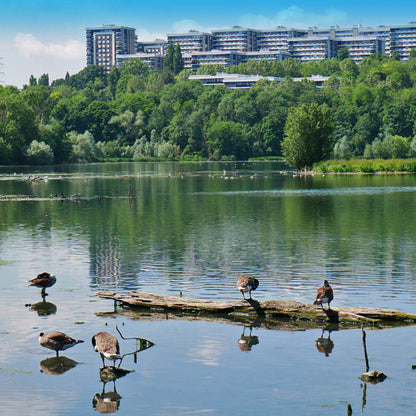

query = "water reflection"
[[315, 326, 336, 357], [40, 356, 79, 375], [27, 298, 57, 316], [238, 325, 259, 352], [93, 375, 123, 414]]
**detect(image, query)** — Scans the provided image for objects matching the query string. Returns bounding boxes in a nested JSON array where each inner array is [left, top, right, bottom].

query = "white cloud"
[[14, 33, 83, 60], [171, 19, 215, 34], [238, 6, 348, 29]]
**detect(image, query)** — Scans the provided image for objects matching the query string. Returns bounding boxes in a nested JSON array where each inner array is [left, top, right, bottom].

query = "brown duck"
[[28, 272, 56, 296], [237, 274, 259, 300], [313, 280, 334, 310]]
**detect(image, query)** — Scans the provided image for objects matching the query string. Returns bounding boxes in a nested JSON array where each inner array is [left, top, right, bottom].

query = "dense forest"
[[2, 52, 416, 166]]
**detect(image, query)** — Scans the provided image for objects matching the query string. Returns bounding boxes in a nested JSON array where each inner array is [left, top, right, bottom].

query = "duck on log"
[[96, 291, 416, 328]]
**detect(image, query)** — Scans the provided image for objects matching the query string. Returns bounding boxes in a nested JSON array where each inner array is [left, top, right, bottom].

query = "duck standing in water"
[[314, 280, 334, 310], [28, 272, 56, 296], [39, 331, 84, 357], [237, 274, 259, 300], [92, 332, 121, 367]]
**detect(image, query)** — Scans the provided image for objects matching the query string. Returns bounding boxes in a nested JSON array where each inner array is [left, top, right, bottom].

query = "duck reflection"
[[92, 366, 132, 414], [28, 297, 57, 316], [315, 327, 335, 357], [238, 325, 259, 352], [40, 356, 79, 375]]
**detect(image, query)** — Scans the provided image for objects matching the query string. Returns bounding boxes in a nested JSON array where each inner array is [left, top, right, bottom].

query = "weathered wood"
[[96, 291, 416, 328]]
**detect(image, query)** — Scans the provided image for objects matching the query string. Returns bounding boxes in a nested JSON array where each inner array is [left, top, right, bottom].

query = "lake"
[[1, 161, 416, 415]]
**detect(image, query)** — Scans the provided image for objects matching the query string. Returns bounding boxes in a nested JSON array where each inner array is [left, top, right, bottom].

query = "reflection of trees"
[[2, 164, 416, 298]]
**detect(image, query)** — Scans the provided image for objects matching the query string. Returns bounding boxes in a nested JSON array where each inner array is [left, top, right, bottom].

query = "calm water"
[[1, 161, 416, 415]]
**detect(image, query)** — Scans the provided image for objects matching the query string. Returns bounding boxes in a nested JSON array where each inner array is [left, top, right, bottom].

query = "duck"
[[92, 332, 121, 367], [39, 331, 84, 357], [313, 280, 334, 310], [28, 272, 56, 296], [237, 274, 259, 300]]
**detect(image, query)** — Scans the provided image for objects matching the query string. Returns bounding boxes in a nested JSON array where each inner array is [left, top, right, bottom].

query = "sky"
[[1, 0, 416, 88]]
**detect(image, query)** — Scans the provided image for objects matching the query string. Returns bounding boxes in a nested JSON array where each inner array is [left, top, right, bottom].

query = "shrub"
[[25, 140, 54, 165]]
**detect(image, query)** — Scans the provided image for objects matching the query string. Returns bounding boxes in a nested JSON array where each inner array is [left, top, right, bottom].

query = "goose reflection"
[[93, 380, 122, 414], [92, 366, 132, 414], [315, 327, 335, 357], [28, 297, 57, 316], [238, 326, 259, 352], [40, 356, 79, 375]]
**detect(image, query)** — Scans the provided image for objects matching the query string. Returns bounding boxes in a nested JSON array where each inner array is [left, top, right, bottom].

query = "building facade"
[[211, 27, 258, 52], [167, 31, 212, 53], [385, 23, 416, 59], [86, 22, 416, 73], [86, 25, 136, 73]]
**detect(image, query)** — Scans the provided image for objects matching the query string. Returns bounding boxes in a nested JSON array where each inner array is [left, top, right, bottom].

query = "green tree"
[[25, 140, 54, 164], [282, 102, 334, 169], [164, 43, 175, 72], [120, 58, 150, 77], [338, 47, 349, 61], [38, 74, 50, 87], [173, 44, 184, 75]]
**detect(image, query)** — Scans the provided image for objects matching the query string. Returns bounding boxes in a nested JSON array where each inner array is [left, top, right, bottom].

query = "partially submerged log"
[[96, 291, 416, 329]]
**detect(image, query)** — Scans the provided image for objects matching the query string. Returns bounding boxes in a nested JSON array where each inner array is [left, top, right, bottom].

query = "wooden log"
[[96, 291, 416, 328]]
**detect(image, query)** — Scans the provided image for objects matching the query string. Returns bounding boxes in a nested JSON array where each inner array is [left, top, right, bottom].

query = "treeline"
[[2, 52, 416, 165]]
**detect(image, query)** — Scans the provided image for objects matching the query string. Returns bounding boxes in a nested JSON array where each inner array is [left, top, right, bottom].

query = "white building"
[[189, 72, 330, 89], [116, 53, 163, 71], [211, 27, 258, 52], [86, 25, 136, 73], [167, 31, 212, 53]]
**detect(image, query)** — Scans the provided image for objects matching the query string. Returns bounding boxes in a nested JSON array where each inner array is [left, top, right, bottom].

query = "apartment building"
[[256, 27, 306, 53], [211, 27, 258, 52], [167, 31, 212, 53], [289, 37, 338, 62], [116, 53, 163, 71], [338, 36, 385, 62], [183, 50, 243, 71], [86, 22, 416, 74], [136, 39, 168, 55], [86, 25, 136, 73], [385, 23, 416, 59]]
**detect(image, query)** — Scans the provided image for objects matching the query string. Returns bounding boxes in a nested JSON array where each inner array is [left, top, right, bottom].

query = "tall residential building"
[[211, 27, 258, 52], [167, 31, 212, 53], [288, 37, 338, 62], [137, 39, 168, 55], [86, 25, 136, 73], [256, 28, 306, 52], [338, 37, 385, 62], [385, 23, 416, 59]]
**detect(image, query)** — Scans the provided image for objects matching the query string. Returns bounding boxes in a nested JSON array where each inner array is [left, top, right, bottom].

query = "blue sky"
[[1, 0, 416, 88]]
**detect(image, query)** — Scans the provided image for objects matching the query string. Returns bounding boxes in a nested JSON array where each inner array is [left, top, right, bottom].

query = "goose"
[[313, 280, 334, 310], [92, 332, 121, 367], [39, 331, 84, 357], [237, 274, 259, 300], [28, 272, 56, 296]]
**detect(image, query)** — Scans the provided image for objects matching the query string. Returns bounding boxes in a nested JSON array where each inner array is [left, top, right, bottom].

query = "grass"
[[313, 158, 416, 173]]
